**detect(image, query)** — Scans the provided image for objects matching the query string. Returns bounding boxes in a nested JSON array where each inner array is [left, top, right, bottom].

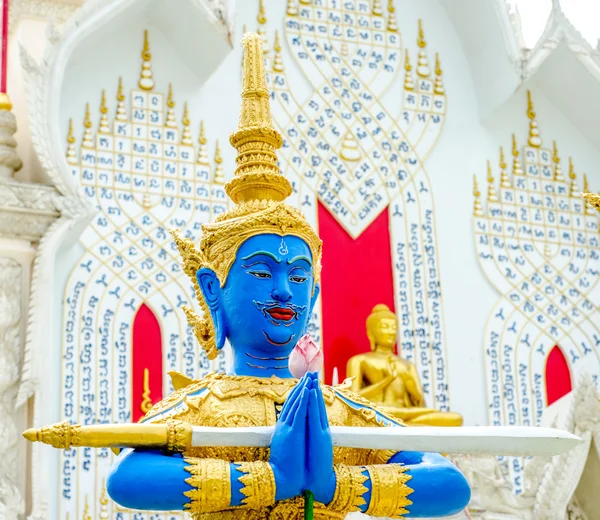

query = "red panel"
[[132, 303, 163, 422], [545, 345, 572, 406], [318, 202, 395, 384]]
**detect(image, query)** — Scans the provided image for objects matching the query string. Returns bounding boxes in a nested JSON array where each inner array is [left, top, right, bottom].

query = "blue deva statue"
[[105, 33, 471, 519]]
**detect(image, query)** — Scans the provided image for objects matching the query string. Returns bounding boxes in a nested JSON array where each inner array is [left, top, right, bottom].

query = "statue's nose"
[[271, 282, 292, 302]]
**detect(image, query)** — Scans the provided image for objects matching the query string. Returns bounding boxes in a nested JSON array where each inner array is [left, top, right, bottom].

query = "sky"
[[507, 0, 600, 48]]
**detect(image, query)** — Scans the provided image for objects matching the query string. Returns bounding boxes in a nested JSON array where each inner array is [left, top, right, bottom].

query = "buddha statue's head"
[[172, 33, 322, 373], [366, 304, 398, 352]]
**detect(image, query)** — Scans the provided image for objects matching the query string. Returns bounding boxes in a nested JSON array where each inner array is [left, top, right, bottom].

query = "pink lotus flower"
[[288, 333, 323, 378]]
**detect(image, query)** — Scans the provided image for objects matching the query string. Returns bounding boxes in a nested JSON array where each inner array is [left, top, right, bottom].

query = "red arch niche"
[[132, 303, 163, 422], [545, 345, 572, 406]]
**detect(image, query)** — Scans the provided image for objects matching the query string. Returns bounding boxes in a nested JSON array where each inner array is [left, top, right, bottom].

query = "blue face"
[[196, 234, 320, 377]]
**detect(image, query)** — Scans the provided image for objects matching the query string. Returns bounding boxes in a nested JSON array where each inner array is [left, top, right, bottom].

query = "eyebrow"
[[287, 255, 312, 266], [241, 251, 282, 263]]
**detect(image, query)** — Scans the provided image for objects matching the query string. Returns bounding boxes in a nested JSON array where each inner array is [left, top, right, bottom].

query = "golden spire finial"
[[568, 157, 578, 197], [98, 90, 110, 134], [66, 118, 78, 164], [499, 146, 510, 188], [511, 134, 523, 176], [138, 30, 154, 90], [273, 30, 284, 72], [115, 77, 127, 122], [416, 20, 430, 78], [387, 0, 398, 31], [257, 0, 269, 54], [526, 90, 542, 147], [287, 0, 298, 16], [197, 121, 209, 165], [214, 139, 225, 184], [165, 84, 177, 128], [473, 175, 483, 216], [181, 103, 192, 145], [418, 19, 427, 48], [404, 51, 414, 91], [82, 103, 94, 148], [552, 141, 564, 181], [487, 160, 498, 202], [434, 53, 444, 95], [583, 173, 589, 193], [372, 0, 383, 16], [227, 32, 292, 204]]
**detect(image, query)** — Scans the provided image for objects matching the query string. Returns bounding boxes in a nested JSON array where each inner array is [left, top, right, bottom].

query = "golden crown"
[[171, 32, 322, 360]]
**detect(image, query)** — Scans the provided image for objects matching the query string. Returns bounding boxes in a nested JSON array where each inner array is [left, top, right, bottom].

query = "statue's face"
[[197, 234, 319, 358], [372, 317, 397, 349]]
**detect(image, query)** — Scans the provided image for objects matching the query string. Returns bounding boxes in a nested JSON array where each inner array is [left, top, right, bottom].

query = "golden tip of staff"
[[23, 428, 39, 442]]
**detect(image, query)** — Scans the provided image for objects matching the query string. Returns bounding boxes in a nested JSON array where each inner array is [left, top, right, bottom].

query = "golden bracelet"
[[365, 464, 414, 518], [328, 464, 369, 512], [183, 458, 232, 513], [237, 461, 276, 509]]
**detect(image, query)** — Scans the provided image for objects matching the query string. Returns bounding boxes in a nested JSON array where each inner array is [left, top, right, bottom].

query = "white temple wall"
[[11, 0, 600, 432]]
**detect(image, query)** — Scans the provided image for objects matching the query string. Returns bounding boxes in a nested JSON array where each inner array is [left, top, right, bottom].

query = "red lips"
[[267, 307, 295, 321]]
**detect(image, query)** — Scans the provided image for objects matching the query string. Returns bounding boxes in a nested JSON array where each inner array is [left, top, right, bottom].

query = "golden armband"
[[364, 464, 413, 518], [184, 458, 232, 513], [328, 464, 369, 512], [237, 461, 276, 509]]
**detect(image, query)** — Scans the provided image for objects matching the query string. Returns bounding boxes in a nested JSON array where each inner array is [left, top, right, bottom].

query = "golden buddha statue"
[[347, 304, 462, 427]]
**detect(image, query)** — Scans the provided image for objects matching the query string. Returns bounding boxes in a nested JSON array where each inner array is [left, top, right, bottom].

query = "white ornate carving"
[[0, 109, 22, 178], [9, 0, 81, 32], [454, 376, 600, 519], [0, 258, 24, 520]]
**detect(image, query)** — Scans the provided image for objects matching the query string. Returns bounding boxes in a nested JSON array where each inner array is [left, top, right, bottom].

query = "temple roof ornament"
[[138, 30, 154, 91], [552, 141, 564, 181], [404, 51, 415, 91], [372, 0, 383, 16], [273, 30, 284, 73], [568, 157, 579, 197], [197, 121, 209, 165], [181, 103, 193, 145], [257, 0, 269, 55], [583, 192, 600, 213], [416, 19, 430, 77], [526, 90, 542, 148], [499, 147, 511, 188], [98, 90, 110, 134], [165, 83, 177, 128], [213, 140, 224, 184], [486, 160, 499, 202], [81, 103, 93, 148], [387, 0, 398, 32], [65, 119, 77, 164], [511, 134, 524, 176], [287, 0, 298, 16], [473, 175, 483, 216], [115, 77, 127, 121], [434, 53, 445, 94]]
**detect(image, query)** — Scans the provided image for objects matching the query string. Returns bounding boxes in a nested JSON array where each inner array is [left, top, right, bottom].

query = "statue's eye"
[[289, 274, 307, 284], [248, 270, 272, 279]]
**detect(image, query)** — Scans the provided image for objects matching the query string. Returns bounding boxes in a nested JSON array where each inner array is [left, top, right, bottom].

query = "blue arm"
[[106, 449, 267, 511], [387, 451, 471, 518]]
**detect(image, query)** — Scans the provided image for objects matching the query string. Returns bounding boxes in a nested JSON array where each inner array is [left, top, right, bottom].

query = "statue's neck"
[[231, 346, 293, 378], [373, 345, 396, 355]]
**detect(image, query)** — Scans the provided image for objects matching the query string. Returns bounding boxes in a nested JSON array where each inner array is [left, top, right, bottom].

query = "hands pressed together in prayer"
[[269, 372, 336, 504]]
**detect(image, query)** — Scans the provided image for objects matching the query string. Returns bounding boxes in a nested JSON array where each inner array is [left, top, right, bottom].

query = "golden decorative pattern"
[[365, 464, 413, 517], [238, 461, 277, 508], [328, 464, 368, 512], [583, 192, 600, 212], [184, 458, 232, 513]]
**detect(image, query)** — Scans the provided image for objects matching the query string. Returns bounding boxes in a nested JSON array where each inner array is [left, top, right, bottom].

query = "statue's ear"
[[310, 283, 320, 315], [196, 267, 227, 351]]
